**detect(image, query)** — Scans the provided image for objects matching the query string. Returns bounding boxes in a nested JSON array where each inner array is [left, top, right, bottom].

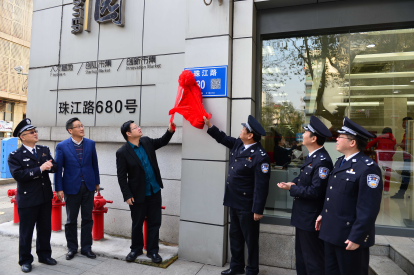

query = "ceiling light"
[[394, 91, 399, 93], [411, 80, 414, 83], [366, 44, 376, 48]]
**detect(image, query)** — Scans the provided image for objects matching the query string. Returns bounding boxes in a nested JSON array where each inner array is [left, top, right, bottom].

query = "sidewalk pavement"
[[0, 231, 296, 275]]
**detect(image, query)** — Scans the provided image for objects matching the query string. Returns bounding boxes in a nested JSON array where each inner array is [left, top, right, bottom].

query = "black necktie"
[[240, 146, 246, 153], [340, 158, 346, 167], [32, 149, 37, 158]]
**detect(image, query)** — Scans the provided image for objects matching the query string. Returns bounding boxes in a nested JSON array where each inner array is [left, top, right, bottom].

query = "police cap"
[[241, 115, 266, 136], [13, 118, 35, 138], [303, 116, 332, 138], [337, 116, 375, 140]]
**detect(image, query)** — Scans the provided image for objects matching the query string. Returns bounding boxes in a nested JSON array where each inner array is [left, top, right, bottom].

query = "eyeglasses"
[[130, 126, 140, 131], [21, 130, 38, 136], [337, 136, 354, 141], [71, 125, 84, 129]]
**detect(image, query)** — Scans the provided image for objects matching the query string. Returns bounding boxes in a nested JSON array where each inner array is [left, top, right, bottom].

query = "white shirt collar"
[[308, 146, 323, 158], [345, 151, 360, 161], [243, 142, 257, 150], [71, 137, 83, 145], [23, 144, 36, 152]]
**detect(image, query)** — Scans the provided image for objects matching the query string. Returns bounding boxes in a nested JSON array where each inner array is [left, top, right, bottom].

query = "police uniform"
[[8, 119, 58, 270], [207, 115, 270, 275], [319, 117, 383, 275], [289, 116, 333, 275]]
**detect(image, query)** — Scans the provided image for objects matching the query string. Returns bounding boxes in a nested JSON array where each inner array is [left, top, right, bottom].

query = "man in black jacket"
[[116, 120, 175, 263]]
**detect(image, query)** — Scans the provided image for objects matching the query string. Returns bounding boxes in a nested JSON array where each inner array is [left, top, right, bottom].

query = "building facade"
[[28, 0, 414, 268], [0, 0, 32, 135]]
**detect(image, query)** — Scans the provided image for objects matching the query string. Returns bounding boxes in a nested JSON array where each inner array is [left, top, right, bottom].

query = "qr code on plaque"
[[211, 78, 221, 89]]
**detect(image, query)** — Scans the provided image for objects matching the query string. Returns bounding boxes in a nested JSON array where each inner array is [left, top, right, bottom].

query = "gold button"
[[227, 182, 229, 184], [24, 192, 26, 194], [232, 167, 233, 169], [330, 186, 332, 189], [301, 170, 303, 172], [325, 209, 328, 213], [245, 164, 247, 166], [346, 178, 349, 181], [334, 175, 336, 178], [347, 222, 350, 225], [298, 179, 300, 182], [243, 193, 246, 195], [305, 172, 308, 174], [235, 160, 237, 162], [327, 198, 329, 201], [294, 199, 295, 201]]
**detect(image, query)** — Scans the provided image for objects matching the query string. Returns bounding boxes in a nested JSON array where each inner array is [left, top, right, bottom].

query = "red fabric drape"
[[169, 70, 212, 130]]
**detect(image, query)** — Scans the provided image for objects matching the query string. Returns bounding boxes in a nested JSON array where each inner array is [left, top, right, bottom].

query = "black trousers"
[[295, 228, 325, 275], [64, 184, 94, 252], [229, 207, 260, 275], [18, 200, 52, 265], [129, 190, 162, 254], [399, 159, 411, 192], [325, 241, 370, 275]]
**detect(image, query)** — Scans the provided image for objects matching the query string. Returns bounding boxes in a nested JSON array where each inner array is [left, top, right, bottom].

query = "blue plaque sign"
[[185, 65, 228, 97], [296, 133, 303, 143]]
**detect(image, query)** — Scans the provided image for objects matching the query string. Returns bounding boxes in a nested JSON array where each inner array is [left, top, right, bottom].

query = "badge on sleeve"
[[367, 174, 380, 188], [261, 163, 269, 173], [319, 167, 329, 179]]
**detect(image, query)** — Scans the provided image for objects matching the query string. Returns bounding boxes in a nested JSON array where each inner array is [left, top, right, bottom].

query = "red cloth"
[[366, 133, 397, 163], [169, 70, 212, 130], [367, 133, 397, 192]]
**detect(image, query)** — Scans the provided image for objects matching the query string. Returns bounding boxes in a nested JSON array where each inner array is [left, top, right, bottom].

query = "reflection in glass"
[[348, 29, 414, 228], [262, 28, 414, 229], [262, 34, 350, 218]]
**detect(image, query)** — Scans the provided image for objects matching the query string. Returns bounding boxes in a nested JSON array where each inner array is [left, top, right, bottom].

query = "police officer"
[[277, 116, 333, 275], [8, 119, 58, 273], [203, 115, 270, 275], [315, 117, 383, 275]]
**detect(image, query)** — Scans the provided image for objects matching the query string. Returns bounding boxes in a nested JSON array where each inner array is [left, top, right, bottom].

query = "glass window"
[[261, 27, 414, 228], [348, 29, 414, 228]]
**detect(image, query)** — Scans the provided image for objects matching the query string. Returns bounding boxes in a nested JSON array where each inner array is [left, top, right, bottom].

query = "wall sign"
[[50, 56, 161, 78], [95, 0, 125, 26], [185, 65, 228, 97], [72, 0, 93, 34], [0, 121, 13, 132], [58, 99, 137, 115]]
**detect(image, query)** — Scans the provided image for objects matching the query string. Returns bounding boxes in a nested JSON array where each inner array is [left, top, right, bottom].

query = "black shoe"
[[21, 264, 32, 273], [146, 253, 162, 263], [39, 257, 57, 265], [66, 250, 77, 260], [391, 192, 405, 199], [81, 250, 96, 259], [126, 251, 143, 262], [221, 268, 245, 275]]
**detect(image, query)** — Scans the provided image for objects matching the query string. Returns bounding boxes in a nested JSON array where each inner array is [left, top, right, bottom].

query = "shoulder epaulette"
[[361, 156, 375, 166]]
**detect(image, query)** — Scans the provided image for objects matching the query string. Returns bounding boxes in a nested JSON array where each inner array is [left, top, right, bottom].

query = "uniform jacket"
[[207, 125, 271, 214], [8, 144, 58, 209], [290, 147, 333, 232], [319, 152, 383, 248], [116, 129, 174, 203], [54, 138, 100, 194]]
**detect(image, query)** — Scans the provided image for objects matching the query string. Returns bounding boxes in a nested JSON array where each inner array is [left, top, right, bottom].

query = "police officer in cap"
[[315, 117, 382, 275], [8, 119, 58, 273], [277, 116, 333, 275], [203, 115, 270, 275]]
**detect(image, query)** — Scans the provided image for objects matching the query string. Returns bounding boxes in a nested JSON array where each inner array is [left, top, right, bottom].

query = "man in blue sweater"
[[55, 117, 100, 261]]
